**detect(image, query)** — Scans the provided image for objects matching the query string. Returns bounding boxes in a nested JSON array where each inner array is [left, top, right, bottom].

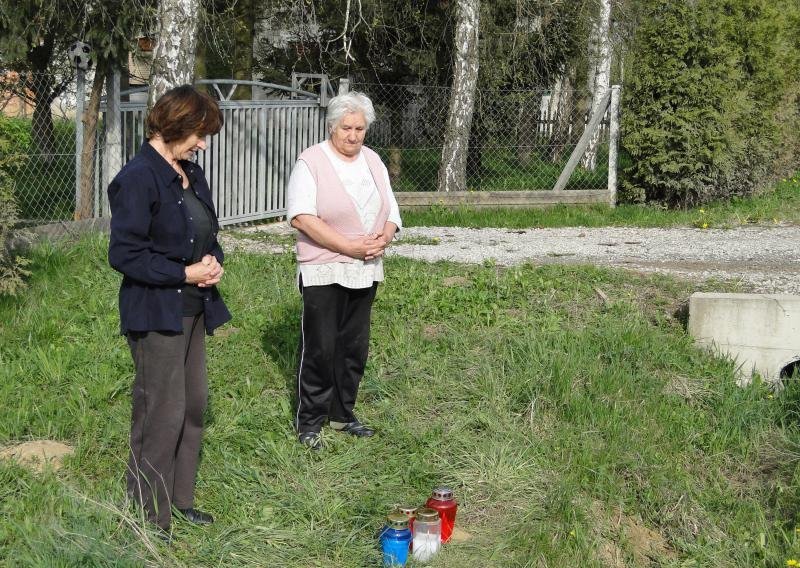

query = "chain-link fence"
[[2, 72, 615, 226], [351, 82, 612, 192], [1, 71, 84, 224]]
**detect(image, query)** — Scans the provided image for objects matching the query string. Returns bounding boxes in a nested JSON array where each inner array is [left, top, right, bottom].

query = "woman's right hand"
[[185, 254, 224, 287], [349, 234, 387, 260]]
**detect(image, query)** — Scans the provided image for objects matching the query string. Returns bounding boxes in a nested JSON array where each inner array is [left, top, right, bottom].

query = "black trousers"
[[126, 314, 207, 529], [295, 281, 378, 433]]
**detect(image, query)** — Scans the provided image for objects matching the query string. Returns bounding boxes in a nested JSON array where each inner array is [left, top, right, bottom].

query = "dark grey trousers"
[[295, 282, 378, 433], [126, 314, 207, 529]]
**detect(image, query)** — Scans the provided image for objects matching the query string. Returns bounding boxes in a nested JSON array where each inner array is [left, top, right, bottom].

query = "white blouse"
[[287, 142, 402, 289]]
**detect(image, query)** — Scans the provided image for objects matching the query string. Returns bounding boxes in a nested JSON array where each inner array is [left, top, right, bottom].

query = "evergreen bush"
[[621, 0, 800, 206]]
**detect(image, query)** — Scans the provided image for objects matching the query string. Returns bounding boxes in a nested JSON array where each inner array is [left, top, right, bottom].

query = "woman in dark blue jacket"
[[108, 85, 231, 533]]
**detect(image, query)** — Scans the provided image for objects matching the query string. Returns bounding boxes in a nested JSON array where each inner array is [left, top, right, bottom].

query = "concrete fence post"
[[607, 85, 621, 207], [74, 68, 85, 218], [103, 68, 122, 216]]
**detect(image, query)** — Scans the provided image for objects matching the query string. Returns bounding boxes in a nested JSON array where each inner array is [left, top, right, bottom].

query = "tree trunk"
[[581, 0, 612, 171], [514, 0, 534, 169], [437, 0, 480, 193], [27, 38, 58, 164], [517, 92, 540, 168], [75, 61, 107, 220], [387, 101, 403, 183], [548, 66, 575, 163], [148, 0, 201, 110], [30, 93, 56, 164], [232, 0, 254, 100], [388, 147, 402, 183]]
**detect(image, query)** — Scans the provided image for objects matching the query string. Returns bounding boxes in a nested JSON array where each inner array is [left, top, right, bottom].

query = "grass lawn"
[[3, 235, 800, 566], [372, 146, 611, 193], [402, 175, 800, 229]]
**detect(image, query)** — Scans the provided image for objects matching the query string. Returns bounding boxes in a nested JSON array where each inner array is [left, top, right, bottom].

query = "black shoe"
[[155, 528, 172, 543], [298, 431, 323, 451], [330, 420, 375, 437], [176, 508, 214, 525]]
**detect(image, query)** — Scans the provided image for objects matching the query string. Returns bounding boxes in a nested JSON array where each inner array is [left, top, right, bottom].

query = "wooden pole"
[[552, 90, 611, 193]]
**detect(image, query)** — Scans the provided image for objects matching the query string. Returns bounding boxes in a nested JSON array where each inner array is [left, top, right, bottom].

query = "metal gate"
[[100, 78, 329, 226]]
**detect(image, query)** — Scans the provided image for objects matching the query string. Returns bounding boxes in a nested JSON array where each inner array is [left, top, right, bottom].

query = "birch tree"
[[148, 0, 201, 109], [437, 0, 480, 193], [581, 0, 612, 171]]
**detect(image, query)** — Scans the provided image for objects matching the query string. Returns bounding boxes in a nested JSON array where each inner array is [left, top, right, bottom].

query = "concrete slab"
[[688, 292, 800, 386]]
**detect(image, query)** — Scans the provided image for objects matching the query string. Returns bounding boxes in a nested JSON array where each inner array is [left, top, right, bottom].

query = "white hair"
[[326, 91, 376, 132]]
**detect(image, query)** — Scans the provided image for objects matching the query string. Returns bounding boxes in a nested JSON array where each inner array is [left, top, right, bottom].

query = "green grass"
[[3, 235, 800, 566], [373, 146, 611, 193], [403, 174, 800, 229]]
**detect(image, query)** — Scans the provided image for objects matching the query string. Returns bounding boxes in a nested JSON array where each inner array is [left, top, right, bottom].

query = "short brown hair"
[[146, 85, 223, 143]]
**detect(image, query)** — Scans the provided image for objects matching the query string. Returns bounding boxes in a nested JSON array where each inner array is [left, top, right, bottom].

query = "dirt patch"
[[422, 324, 443, 340], [505, 308, 526, 319], [214, 325, 241, 338], [589, 500, 677, 567], [442, 275, 470, 288], [622, 514, 675, 566], [662, 374, 710, 402], [0, 440, 74, 472], [596, 539, 626, 568]]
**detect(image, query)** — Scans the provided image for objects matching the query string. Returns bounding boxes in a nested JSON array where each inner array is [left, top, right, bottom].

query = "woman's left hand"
[[364, 223, 398, 260], [363, 233, 389, 260], [196, 254, 224, 287]]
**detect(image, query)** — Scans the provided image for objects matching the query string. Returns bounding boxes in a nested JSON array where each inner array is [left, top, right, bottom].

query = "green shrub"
[[0, 115, 33, 154], [0, 117, 31, 296], [621, 0, 800, 206]]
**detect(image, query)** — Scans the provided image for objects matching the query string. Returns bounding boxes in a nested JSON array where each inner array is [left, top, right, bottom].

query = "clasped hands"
[[185, 254, 224, 287], [352, 232, 390, 261]]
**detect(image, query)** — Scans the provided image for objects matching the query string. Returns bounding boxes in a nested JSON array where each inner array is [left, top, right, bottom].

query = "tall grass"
[[2, 235, 800, 566]]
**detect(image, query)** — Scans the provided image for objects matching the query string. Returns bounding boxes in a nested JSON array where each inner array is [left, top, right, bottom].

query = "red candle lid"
[[397, 505, 417, 518]]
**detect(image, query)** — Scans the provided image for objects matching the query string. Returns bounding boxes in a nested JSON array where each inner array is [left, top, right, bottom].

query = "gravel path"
[[392, 226, 800, 294], [225, 224, 800, 295]]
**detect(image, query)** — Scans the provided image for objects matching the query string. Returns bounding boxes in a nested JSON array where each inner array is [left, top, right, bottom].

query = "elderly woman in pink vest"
[[287, 91, 402, 450]]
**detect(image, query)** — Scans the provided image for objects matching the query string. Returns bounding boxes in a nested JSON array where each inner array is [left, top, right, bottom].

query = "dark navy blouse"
[[107, 141, 231, 335]]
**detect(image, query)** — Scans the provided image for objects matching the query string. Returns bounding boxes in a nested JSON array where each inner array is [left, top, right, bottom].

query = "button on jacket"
[[108, 142, 231, 335]]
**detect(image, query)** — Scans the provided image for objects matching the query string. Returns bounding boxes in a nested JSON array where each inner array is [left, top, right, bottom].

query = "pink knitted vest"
[[295, 142, 391, 265]]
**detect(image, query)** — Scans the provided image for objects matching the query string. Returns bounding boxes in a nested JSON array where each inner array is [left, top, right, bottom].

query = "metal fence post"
[[607, 85, 621, 207], [103, 68, 122, 216], [75, 68, 85, 218]]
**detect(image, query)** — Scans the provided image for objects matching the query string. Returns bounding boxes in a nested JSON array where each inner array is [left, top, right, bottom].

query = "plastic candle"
[[425, 486, 458, 543], [412, 507, 441, 562], [380, 512, 412, 566]]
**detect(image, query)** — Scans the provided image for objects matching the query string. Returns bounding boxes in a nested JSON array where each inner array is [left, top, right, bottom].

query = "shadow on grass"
[[261, 300, 301, 410]]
